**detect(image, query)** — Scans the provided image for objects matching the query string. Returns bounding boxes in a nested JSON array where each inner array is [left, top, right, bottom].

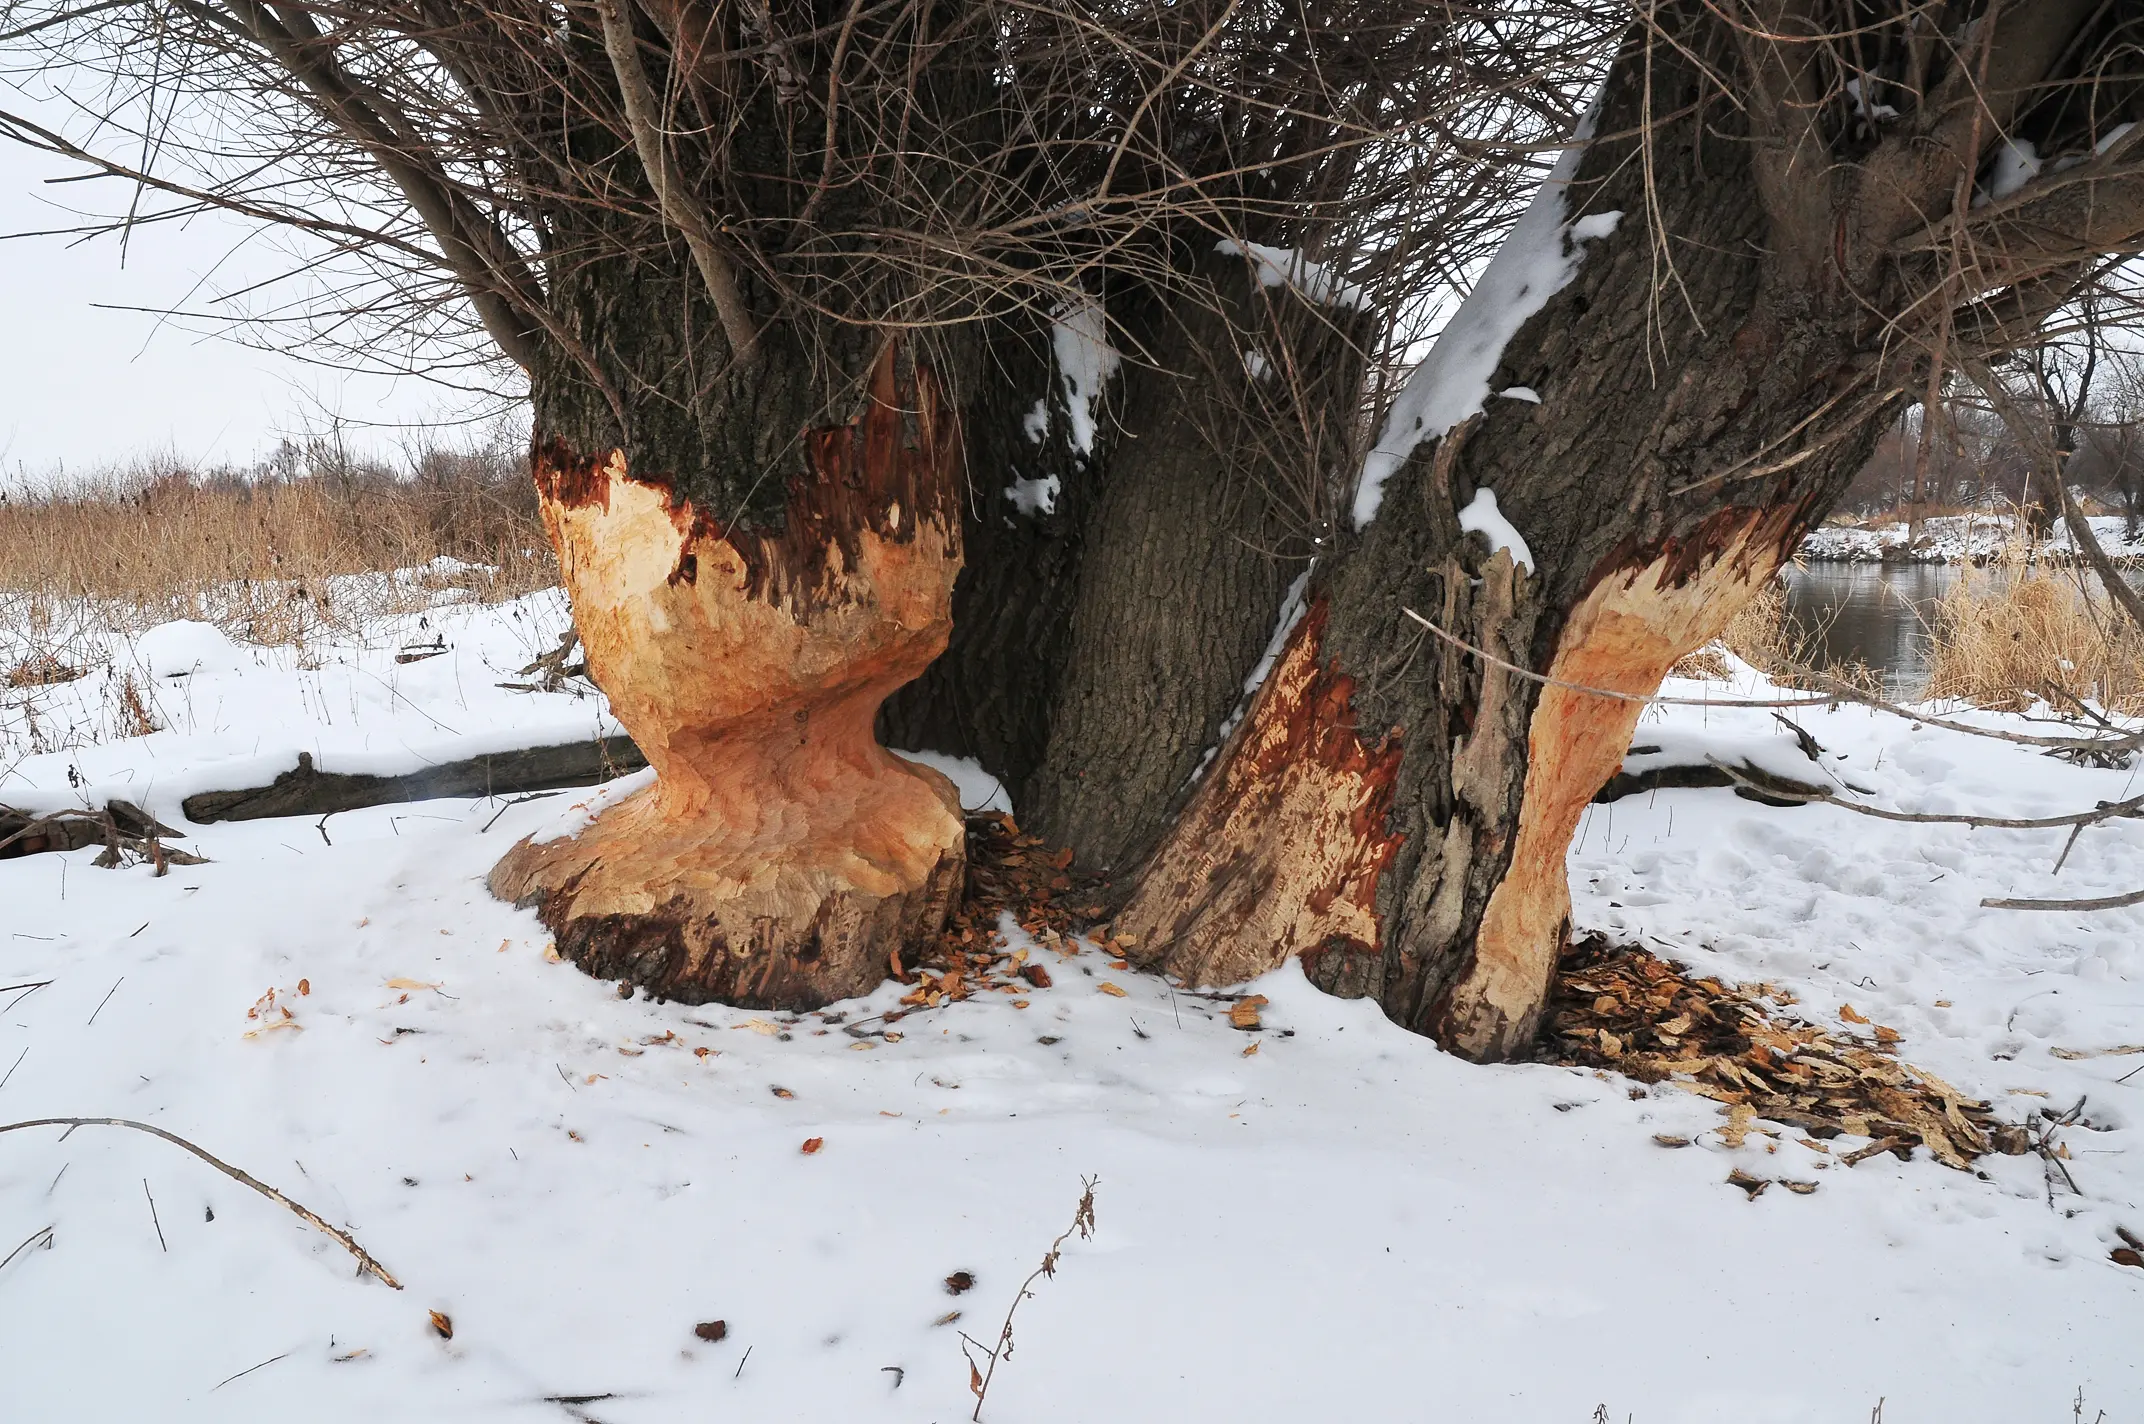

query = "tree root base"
[[489, 777, 965, 1010]]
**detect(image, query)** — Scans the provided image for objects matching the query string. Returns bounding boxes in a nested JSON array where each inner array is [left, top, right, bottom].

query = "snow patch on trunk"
[[1007, 295, 1119, 516], [1457, 488, 1534, 573], [1351, 110, 1619, 529], [1976, 139, 2040, 205]]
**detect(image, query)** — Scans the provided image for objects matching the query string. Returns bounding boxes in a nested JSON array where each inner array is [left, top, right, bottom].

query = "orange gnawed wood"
[[1116, 599, 1404, 988], [1432, 509, 1799, 1059], [490, 346, 966, 1008]]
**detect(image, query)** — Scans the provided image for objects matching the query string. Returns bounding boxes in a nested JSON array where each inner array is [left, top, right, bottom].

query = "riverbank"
[[2, 587, 2140, 1420], [1801, 512, 2143, 564]]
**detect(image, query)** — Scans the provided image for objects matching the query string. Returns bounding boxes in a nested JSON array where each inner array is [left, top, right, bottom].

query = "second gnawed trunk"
[[1117, 14, 1933, 1060]]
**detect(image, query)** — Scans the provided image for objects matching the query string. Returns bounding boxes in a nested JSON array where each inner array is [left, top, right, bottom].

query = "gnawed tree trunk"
[[491, 334, 970, 1007], [1121, 3, 2140, 1060]]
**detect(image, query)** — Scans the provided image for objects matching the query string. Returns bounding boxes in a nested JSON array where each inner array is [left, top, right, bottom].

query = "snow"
[[1845, 76, 1900, 122], [1004, 472, 1061, 518], [1801, 512, 2144, 564], [1353, 110, 1621, 528], [1006, 296, 1120, 517], [1213, 239, 1367, 311], [1496, 385, 1541, 403], [1456, 487, 1535, 573], [1048, 295, 1118, 459], [4, 592, 2140, 1420], [1977, 139, 2042, 206]]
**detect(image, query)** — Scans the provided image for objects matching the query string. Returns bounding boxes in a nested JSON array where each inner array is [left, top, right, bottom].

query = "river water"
[[1780, 563, 1959, 698], [1783, 560, 2143, 698]]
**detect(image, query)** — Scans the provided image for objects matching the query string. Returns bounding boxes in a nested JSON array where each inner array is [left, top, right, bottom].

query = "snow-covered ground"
[[1802, 512, 2144, 564], [2, 594, 2139, 1421]]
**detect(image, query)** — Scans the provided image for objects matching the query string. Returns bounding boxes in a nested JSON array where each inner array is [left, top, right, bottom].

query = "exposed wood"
[[179, 739, 647, 824], [1115, 596, 1405, 990], [1429, 523, 1783, 1060], [490, 345, 967, 1008]]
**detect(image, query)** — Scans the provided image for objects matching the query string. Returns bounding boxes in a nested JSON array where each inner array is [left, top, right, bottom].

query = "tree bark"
[[1116, 10, 2023, 1060], [886, 262, 1373, 885], [876, 316, 1099, 800], [490, 327, 969, 1008]]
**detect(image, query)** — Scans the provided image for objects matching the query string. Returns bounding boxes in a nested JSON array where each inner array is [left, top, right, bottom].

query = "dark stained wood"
[[181, 739, 647, 823]]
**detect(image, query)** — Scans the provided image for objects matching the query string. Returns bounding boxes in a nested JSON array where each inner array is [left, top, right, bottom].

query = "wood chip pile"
[[894, 814, 1107, 1011], [1539, 935, 2012, 1168]]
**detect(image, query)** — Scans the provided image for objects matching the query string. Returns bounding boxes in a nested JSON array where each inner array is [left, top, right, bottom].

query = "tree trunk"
[[1117, 12, 1971, 1059], [491, 321, 968, 1008], [876, 315, 1101, 799], [887, 263, 1372, 885]]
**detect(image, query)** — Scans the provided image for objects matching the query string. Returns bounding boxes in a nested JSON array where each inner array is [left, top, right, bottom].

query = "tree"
[[0, 1, 1595, 1002], [1117, 2, 2144, 1060], [14, 3, 2140, 1062]]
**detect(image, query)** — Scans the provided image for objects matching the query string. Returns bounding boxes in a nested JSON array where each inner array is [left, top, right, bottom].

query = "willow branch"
[[591, 0, 759, 363]]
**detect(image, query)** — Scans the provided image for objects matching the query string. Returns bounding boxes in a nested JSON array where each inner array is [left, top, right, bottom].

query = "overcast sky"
[[0, 140, 495, 482]]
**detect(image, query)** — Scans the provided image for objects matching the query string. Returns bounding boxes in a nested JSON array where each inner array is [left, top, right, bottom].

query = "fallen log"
[[181, 736, 647, 824], [0, 800, 204, 870], [1592, 761, 1823, 808]]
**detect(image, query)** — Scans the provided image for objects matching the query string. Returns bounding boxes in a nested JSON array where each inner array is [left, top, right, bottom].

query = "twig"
[[210, 1351, 291, 1390], [963, 1177, 1098, 1422], [0, 1048, 26, 1091], [733, 1345, 752, 1379], [143, 1178, 166, 1251], [86, 976, 123, 1026], [1982, 887, 2144, 912], [1705, 758, 2144, 831], [0, 1223, 53, 1274], [481, 791, 563, 835], [0, 1118, 401, 1288]]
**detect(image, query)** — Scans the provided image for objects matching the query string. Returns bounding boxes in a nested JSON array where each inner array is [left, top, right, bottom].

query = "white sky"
[[0, 140, 493, 481]]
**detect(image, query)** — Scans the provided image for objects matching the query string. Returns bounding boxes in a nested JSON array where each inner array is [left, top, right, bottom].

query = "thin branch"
[[0, 1117, 402, 1288], [1706, 757, 2144, 831], [1982, 886, 2144, 911]]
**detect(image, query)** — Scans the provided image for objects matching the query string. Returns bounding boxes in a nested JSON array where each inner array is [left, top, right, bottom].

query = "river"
[[1784, 560, 2143, 698], [1781, 563, 1959, 698]]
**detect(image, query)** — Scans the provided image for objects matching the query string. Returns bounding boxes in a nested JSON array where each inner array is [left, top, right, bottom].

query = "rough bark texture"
[[1020, 278, 1307, 876], [877, 318, 1097, 797], [1118, 8, 2097, 1059], [888, 263, 1372, 883], [491, 340, 968, 1007]]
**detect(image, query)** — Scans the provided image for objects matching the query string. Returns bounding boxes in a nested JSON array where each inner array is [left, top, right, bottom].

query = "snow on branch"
[[1213, 239, 1367, 310]]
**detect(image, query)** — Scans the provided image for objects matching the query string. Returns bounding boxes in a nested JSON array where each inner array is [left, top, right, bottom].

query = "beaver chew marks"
[[490, 349, 966, 1007]]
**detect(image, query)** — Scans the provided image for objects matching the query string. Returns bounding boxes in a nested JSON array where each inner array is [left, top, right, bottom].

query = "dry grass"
[[0, 434, 554, 655], [1925, 558, 2144, 714]]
